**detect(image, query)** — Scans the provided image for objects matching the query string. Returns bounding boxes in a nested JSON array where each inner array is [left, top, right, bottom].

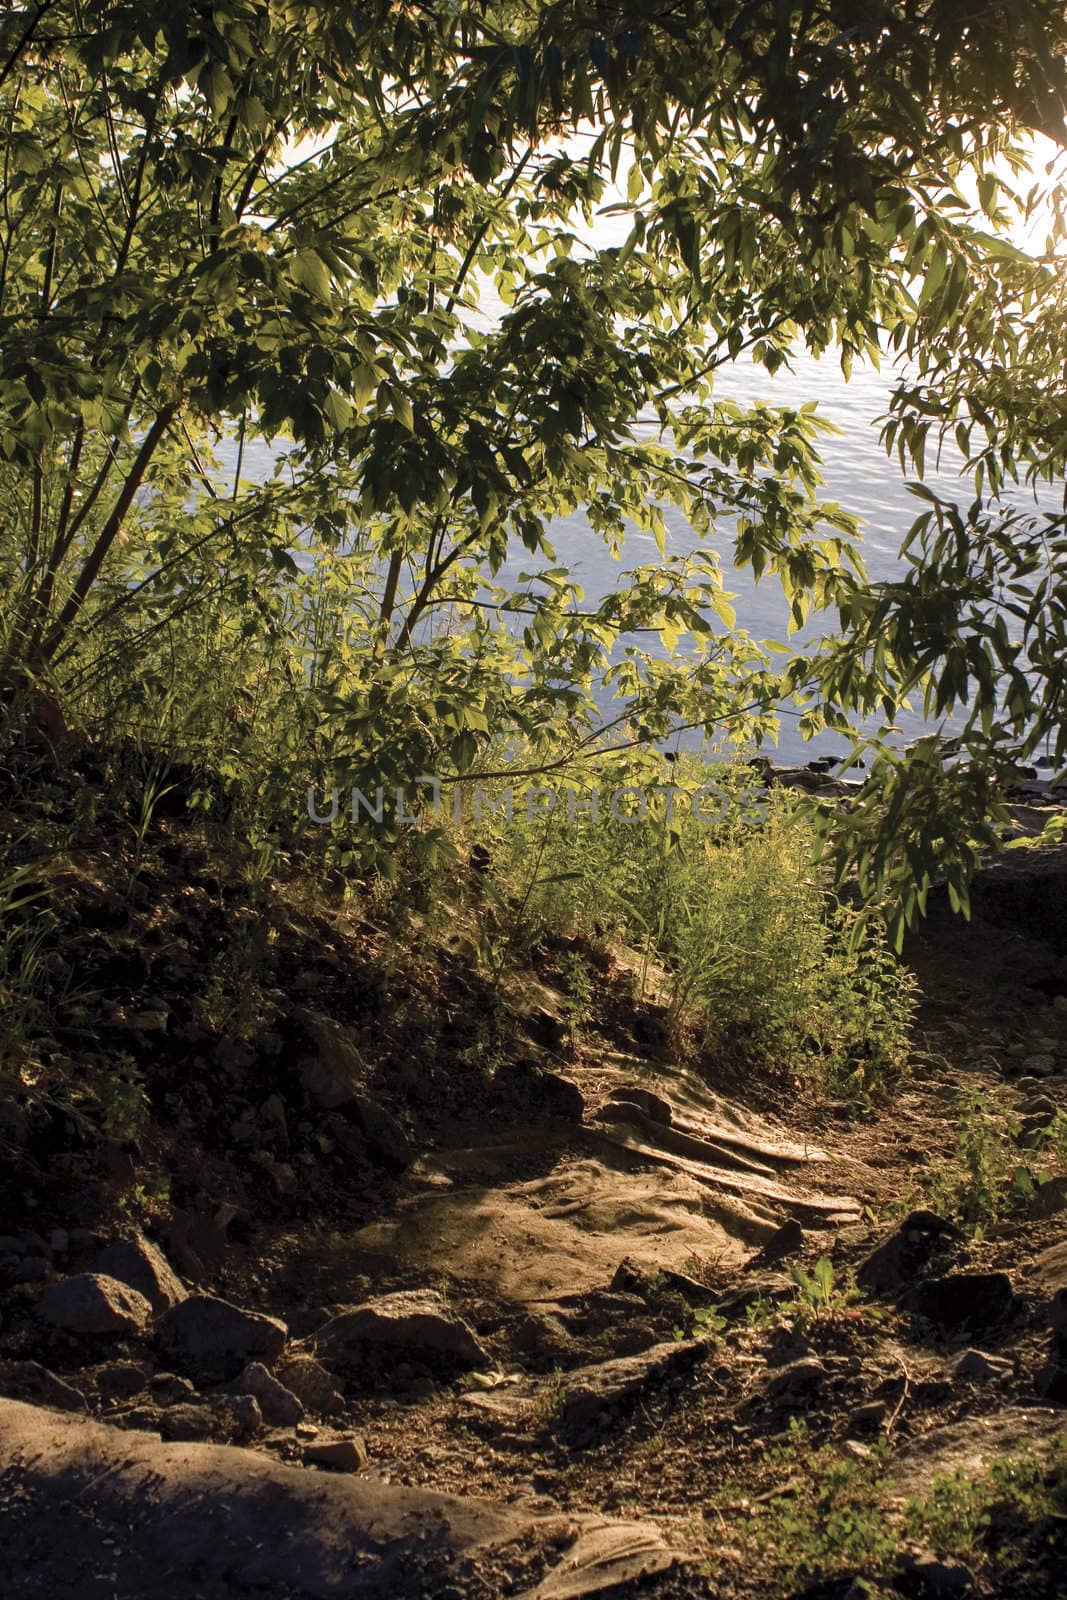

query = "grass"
[[726, 1418, 1067, 1594], [477, 752, 917, 1097], [920, 1086, 1067, 1230]]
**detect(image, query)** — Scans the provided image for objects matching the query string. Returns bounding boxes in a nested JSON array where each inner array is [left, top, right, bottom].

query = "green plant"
[[922, 1088, 1066, 1228]]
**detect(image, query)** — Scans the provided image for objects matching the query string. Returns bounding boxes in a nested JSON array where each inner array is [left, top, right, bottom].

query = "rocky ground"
[[1, 746, 1066, 1598]]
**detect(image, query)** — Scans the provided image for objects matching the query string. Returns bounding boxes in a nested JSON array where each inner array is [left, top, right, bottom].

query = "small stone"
[[1034, 1361, 1067, 1404], [898, 1551, 974, 1595], [295, 1421, 319, 1438], [747, 1218, 805, 1268], [273, 1354, 346, 1416], [765, 1359, 827, 1407], [149, 1372, 197, 1406], [235, 1361, 303, 1425], [950, 1349, 1011, 1382], [1032, 1176, 1067, 1219], [35, 1273, 152, 1336], [97, 1361, 152, 1400], [303, 1435, 368, 1472], [848, 1400, 888, 1432], [48, 1229, 69, 1256], [15, 1256, 51, 1284]]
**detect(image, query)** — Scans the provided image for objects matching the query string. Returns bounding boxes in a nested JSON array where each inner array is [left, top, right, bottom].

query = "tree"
[[0, 1, 1065, 933]]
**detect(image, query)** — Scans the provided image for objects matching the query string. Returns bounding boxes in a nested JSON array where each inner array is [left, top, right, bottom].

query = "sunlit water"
[[222, 347, 1041, 764]]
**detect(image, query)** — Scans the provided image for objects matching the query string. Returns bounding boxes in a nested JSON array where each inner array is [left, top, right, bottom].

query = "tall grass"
[[477, 753, 915, 1094]]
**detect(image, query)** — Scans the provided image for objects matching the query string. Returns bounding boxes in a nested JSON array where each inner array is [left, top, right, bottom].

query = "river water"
[[226, 347, 1035, 764]]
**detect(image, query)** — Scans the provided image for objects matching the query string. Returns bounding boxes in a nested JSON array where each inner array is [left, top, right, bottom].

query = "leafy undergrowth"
[[727, 1418, 1067, 1598]]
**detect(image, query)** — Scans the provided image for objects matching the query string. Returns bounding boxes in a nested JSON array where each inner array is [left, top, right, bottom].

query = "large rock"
[[314, 1291, 487, 1372], [350, 1096, 412, 1170], [156, 1295, 287, 1382], [909, 1272, 1017, 1336], [555, 1339, 711, 1432], [34, 1274, 152, 1336], [95, 1232, 186, 1315], [856, 1211, 964, 1297]]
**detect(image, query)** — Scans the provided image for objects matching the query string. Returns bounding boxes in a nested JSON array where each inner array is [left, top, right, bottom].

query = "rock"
[[1024, 1054, 1056, 1077], [1031, 1175, 1067, 1219], [95, 1232, 186, 1315], [34, 1273, 152, 1336], [298, 1013, 365, 1109], [951, 1348, 1011, 1382], [765, 1359, 827, 1408], [149, 1372, 197, 1406], [315, 1291, 487, 1373], [157, 1403, 215, 1441], [848, 1401, 888, 1432], [1050, 1290, 1067, 1341], [48, 1229, 69, 1256], [351, 1096, 412, 1170], [157, 1395, 261, 1443], [303, 1436, 368, 1472], [602, 1086, 673, 1125], [1028, 1239, 1067, 1297], [156, 1295, 287, 1382], [856, 1211, 964, 1297], [0, 1359, 86, 1412], [97, 1361, 152, 1400], [235, 1361, 304, 1425], [897, 1551, 974, 1596], [0, 1235, 28, 1259], [539, 1070, 585, 1120], [15, 1256, 51, 1283], [1033, 1361, 1067, 1404], [909, 1272, 1016, 1336], [273, 1354, 346, 1416], [553, 1339, 710, 1432], [746, 1217, 805, 1269]]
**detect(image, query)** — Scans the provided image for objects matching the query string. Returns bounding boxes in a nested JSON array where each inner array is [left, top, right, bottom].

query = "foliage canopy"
[[1, 1, 1066, 934]]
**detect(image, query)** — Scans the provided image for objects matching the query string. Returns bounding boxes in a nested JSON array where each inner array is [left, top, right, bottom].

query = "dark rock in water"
[[95, 1231, 186, 1315], [855, 1211, 964, 1297], [555, 1339, 710, 1432], [156, 1295, 287, 1382], [745, 1217, 805, 1270], [34, 1273, 152, 1336], [909, 1272, 1016, 1336], [314, 1291, 487, 1373], [0, 1359, 86, 1412]]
